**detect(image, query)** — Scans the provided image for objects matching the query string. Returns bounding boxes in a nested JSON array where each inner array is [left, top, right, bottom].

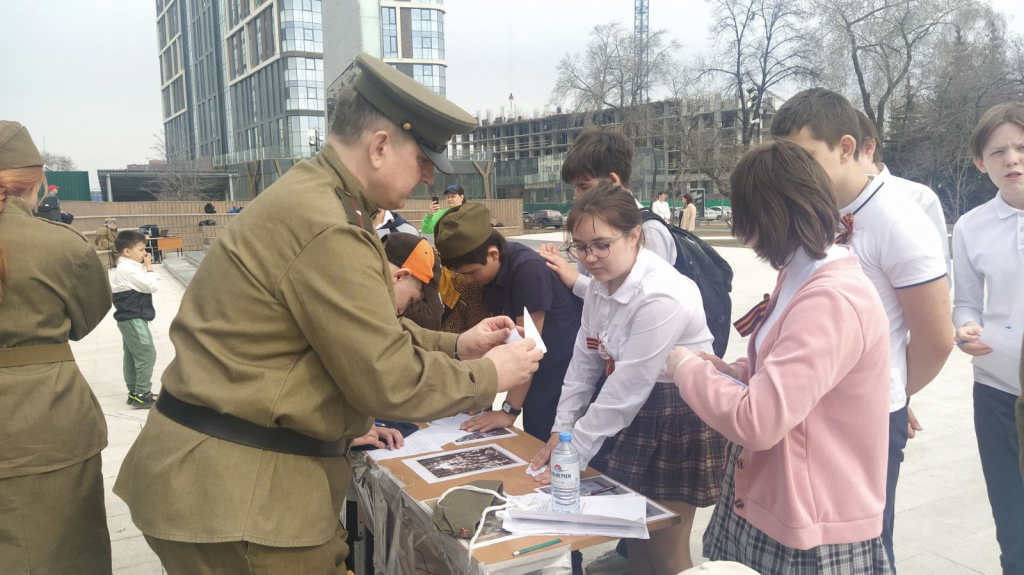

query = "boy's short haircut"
[[770, 88, 862, 159], [730, 140, 841, 270], [856, 111, 883, 164], [970, 102, 1024, 160], [441, 229, 507, 270], [115, 230, 147, 254], [561, 127, 633, 187]]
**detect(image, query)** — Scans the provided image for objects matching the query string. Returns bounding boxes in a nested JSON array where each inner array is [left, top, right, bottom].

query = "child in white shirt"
[[111, 230, 160, 409], [529, 181, 724, 575], [951, 102, 1024, 573]]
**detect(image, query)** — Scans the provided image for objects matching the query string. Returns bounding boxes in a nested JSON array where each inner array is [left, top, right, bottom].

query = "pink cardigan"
[[674, 256, 890, 550]]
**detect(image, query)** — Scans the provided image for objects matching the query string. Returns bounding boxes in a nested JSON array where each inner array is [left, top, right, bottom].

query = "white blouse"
[[553, 248, 714, 467]]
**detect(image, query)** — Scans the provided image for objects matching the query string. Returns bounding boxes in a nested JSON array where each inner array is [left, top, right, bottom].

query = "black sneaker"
[[129, 392, 158, 410], [126, 393, 135, 405]]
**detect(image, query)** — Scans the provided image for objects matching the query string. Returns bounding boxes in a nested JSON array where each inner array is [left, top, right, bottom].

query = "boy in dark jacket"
[[112, 230, 160, 409]]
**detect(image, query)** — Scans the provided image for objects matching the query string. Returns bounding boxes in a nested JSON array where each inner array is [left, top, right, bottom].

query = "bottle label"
[[551, 461, 580, 489]]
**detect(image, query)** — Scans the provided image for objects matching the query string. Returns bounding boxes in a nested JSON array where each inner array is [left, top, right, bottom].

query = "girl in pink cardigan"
[[665, 141, 893, 574]]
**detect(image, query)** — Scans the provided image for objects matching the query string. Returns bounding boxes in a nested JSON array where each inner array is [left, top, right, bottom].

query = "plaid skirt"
[[703, 446, 891, 575], [588, 381, 727, 505]]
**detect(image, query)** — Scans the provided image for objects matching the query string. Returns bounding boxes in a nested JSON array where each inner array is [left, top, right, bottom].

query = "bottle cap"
[[559, 432, 572, 442]]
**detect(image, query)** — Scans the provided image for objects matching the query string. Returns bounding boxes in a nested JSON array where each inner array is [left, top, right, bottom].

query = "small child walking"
[[112, 230, 160, 409]]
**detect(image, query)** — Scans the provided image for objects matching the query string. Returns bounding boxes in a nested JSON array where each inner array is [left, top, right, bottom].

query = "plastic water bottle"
[[550, 432, 581, 514]]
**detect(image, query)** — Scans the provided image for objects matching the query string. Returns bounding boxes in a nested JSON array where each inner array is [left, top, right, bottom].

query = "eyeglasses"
[[566, 235, 625, 260]]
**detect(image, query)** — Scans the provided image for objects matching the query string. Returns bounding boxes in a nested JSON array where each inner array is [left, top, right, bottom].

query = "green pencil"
[[512, 538, 563, 557]]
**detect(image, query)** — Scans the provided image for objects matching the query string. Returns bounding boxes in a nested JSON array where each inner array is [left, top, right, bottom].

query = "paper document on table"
[[365, 429, 446, 461], [972, 325, 1023, 385], [429, 412, 475, 431], [523, 307, 547, 353], [502, 493, 649, 539]]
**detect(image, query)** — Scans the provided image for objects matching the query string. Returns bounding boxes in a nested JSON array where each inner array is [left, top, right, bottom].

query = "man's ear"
[[608, 172, 622, 185], [838, 135, 858, 164], [392, 267, 411, 283], [368, 130, 391, 170]]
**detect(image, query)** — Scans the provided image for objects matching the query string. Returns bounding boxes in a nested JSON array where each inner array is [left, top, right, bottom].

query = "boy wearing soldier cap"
[[114, 53, 543, 573], [435, 203, 582, 442]]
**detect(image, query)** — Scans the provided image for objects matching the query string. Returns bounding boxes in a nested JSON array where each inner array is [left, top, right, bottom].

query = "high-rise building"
[[156, 0, 448, 197]]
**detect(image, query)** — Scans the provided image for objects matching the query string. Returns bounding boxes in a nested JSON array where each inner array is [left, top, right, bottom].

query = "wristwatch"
[[501, 401, 522, 416]]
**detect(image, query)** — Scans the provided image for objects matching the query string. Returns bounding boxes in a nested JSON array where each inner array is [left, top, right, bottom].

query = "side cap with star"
[[352, 53, 476, 174]]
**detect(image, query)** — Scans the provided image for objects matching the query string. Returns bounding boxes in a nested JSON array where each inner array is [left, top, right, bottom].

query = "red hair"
[[0, 166, 45, 303]]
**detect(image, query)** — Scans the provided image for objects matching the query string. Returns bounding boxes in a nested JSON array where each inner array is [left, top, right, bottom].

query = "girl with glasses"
[[529, 180, 727, 575]]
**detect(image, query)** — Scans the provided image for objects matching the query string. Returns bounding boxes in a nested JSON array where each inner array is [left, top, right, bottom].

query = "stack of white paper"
[[502, 494, 650, 539], [365, 417, 474, 460]]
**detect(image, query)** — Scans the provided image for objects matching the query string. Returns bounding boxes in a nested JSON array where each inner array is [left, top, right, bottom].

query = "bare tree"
[[701, 0, 818, 147], [41, 151, 77, 171], [812, 0, 971, 141], [145, 132, 218, 201], [550, 21, 681, 117]]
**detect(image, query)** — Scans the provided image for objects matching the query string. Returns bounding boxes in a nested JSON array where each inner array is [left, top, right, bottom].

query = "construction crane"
[[634, 0, 650, 104]]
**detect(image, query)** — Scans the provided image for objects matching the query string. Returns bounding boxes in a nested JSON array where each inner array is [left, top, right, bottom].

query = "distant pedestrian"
[[680, 193, 697, 232], [112, 230, 160, 409], [95, 217, 119, 267], [652, 191, 672, 221], [0, 120, 113, 574], [421, 184, 465, 235], [36, 184, 61, 221]]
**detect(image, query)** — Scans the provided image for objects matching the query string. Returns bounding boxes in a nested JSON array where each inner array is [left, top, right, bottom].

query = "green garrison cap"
[[352, 52, 476, 174], [0, 121, 43, 172], [432, 480, 504, 539], [434, 203, 493, 260]]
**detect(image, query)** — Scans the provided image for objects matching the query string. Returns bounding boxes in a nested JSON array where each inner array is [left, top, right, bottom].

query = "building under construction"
[[450, 94, 774, 211]]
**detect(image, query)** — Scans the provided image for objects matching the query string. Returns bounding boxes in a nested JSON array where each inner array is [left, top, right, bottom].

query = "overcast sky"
[[0, 0, 1017, 189]]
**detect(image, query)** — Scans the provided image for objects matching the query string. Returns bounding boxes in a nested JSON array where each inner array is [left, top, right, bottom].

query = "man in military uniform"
[[114, 53, 543, 573], [0, 121, 113, 574]]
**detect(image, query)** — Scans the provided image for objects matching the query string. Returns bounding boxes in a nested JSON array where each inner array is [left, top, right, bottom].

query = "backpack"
[[640, 208, 733, 358]]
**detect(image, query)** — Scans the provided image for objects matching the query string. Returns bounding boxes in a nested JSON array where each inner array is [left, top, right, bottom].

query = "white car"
[[703, 207, 723, 220]]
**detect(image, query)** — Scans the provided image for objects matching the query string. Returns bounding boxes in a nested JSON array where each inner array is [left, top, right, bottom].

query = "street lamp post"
[[308, 128, 324, 153]]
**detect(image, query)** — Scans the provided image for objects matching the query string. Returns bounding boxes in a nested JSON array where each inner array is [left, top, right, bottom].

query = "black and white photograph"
[[535, 475, 674, 523], [453, 426, 518, 445], [405, 444, 527, 484]]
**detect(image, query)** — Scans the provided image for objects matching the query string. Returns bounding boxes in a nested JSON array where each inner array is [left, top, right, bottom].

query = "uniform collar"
[[994, 191, 1022, 219], [314, 144, 380, 223], [595, 248, 649, 304], [842, 174, 886, 216], [0, 195, 34, 217]]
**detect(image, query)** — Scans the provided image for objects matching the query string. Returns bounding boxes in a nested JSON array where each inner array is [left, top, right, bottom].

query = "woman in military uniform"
[[0, 121, 113, 574]]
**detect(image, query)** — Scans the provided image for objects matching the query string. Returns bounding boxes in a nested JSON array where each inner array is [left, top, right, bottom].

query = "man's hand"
[[530, 433, 561, 485], [537, 244, 580, 289], [351, 426, 406, 450], [955, 322, 992, 357], [695, 351, 740, 380], [457, 316, 522, 360], [664, 346, 697, 379], [351, 427, 384, 449], [907, 407, 923, 439], [461, 410, 516, 433], [485, 339, 544, 393]]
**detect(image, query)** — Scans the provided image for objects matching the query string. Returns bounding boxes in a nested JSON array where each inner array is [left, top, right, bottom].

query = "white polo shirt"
[[841, 176, 948, 412], [878, 165, 951, 280], [951, 191, 1024, 396]]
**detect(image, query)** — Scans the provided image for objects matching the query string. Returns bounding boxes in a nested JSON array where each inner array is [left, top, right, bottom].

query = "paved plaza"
[[75, 242, 1002, 575]]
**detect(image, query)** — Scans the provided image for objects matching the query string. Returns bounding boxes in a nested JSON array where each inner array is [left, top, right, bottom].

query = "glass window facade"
[[280, 0, 323, 54], [248, 6, 275, 67], [284, 57, 324, 112], [413, 64, 445, 96], [410, 8, 444, 60], [287, 115, 326, 158], [381, 7, 398, 58]]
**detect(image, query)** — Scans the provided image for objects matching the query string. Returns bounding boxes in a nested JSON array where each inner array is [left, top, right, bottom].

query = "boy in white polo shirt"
[[951, 102, 1024, 573], [772, 88, 954, 573]]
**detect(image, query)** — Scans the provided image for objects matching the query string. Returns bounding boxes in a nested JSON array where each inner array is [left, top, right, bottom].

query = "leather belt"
[[156, 390, 350, 458], [0, 343, 75, 368]]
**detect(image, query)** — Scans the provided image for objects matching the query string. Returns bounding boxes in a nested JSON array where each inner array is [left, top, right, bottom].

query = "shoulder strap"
[[337, 187, 370, 232]]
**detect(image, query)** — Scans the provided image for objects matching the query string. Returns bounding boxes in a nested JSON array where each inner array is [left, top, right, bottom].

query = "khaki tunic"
[[0, 196, 110, 479], [95, 225, 117, 251], [115, 146, 499, 548]]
